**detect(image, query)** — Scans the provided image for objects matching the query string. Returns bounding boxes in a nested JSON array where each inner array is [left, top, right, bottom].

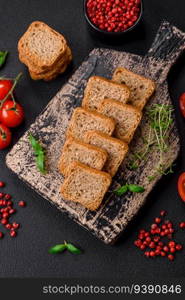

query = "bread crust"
[[82, 75, 130, 110], [26, 46, 72, 76], [84, 130, 128, 176], [98, 98, 142, 143], [58, 137, 108, 176], [29, 48, 72, 80], [112, 67, 156, 110], [60, 161, 112, 211], [18, 21, 67, 72], [66, 107, 116, 141]]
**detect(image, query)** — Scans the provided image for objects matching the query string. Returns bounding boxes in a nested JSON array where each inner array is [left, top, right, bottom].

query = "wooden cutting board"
[[6, 21, 185, 244]]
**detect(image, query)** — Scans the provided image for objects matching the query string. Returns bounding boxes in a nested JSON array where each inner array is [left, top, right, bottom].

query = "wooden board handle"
[[143, 21, 185, 83]]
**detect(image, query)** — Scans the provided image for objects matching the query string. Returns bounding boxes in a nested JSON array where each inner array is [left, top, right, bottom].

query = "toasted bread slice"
[[29, 48, 72, 81], [30, 61, 69, 81], [82, 76, 130, 110], [58, 137, 108, 176], [97, 99, 142, 143], [66, 107, 115, 141], [61, 161, 112, 210], [18, 21, 67, 73], [112, 67, 155, 110], [85, 130, 128, 177], [28, 46, 72, 78]]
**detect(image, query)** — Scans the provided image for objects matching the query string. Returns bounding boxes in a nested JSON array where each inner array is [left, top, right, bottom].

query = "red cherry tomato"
[[179, 93, 185, 117], [178, 172, 185, 202], [0, 80, 13, 100], [0, 123, 12, 149], [0, 100, 24, 128]]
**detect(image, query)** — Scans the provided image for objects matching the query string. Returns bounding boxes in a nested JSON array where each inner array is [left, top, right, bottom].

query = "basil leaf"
[[29, 134, 43, 153], [0, 51, 8, 68], [114, 185, 128, 196], [49, 244, 66, 254], [66, 243, 81, 254], [29, 134, 46, 174], [128, 184, 145, 193], [36, 153, 46, 174]]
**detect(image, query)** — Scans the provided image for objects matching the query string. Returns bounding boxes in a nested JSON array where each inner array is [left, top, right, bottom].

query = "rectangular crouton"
[[58, 137, 108, 176], [66, 107, 115, 141], [112, 67, 155, 110], [60, 161, 112, 211], [82, 76, 130, 110], [18, 21, 67, 73], [97, 99, 142, 143], [85, 130, 129, 177]]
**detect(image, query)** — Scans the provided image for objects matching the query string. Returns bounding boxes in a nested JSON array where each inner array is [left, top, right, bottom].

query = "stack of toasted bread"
[[18, 21, 72, 81], [59, 68, 155, 211]]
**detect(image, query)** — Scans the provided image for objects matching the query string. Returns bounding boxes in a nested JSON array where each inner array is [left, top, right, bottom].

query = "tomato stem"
[[0, 72, 22, 109], [0, 127, 6, 140]]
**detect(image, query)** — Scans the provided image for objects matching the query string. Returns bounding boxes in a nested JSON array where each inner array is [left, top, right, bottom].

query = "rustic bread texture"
[[18, 21, 67, 71], [60, 161, 112, 210], [82, 76, 130, 110], [112, 67, 156, 110], [29, 48, 72, 81], [97, 99, 142, 143], [30, 62, 68, 81], [19, 44, 68, 75], [85, 130, 129, 177], [28, 46, 72, 78], [58, 137, 108, 176], [66, 107, 115, 141]]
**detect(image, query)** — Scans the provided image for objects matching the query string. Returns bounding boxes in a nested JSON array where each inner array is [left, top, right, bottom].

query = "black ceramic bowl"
[[84, 0, 143, 37]]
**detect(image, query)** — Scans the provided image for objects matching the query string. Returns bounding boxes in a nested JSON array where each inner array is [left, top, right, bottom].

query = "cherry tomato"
[[179, 93, 185, 117], [0, 80, 13, 100], [0, 123, 11, 149], [178, 172, 185, 202], [0, 100, 24, 128]]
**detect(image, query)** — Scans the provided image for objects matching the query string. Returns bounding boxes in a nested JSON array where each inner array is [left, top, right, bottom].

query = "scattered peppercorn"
[[160, 210, 167, 217], [5, 224, 12, 230], [4, 194, 11, 200], [155, 217, 161, 224], [134, 211, 184, 262], [0, 181, 27, 239], [12, 222, 20, 229], [179, 222, 185, 229], [0, 181, 5, 188], [176, 244, 183, 251], [168, 241, 175, 248], [1, 219, 8, 225], [10, 230, 17, 238], [9, 208, 16, 214], [168, 254, 174, 261], [18, 201, 26, 207]]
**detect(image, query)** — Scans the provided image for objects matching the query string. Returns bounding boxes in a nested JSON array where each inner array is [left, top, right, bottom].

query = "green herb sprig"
[[29, 134, 46, 174], [128, 104, 174, 181], [0, 51, 8, 68], [114, 184, 145, 196], [148, 104, 173, 174], [49, 241, 82, 254]]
